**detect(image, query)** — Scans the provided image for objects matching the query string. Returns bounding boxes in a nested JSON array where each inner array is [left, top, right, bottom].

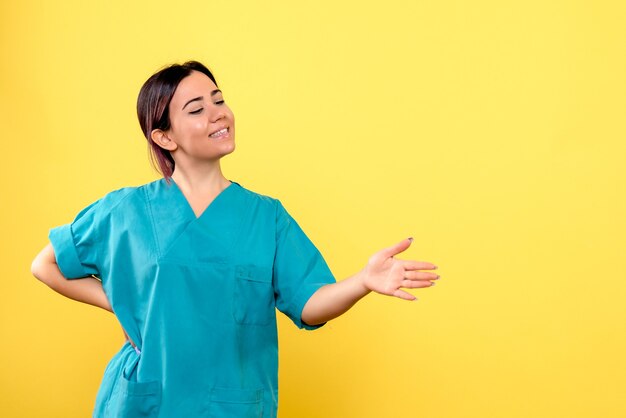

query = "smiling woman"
[[30, 60, 439, 418], [137, 61, 235, 182]]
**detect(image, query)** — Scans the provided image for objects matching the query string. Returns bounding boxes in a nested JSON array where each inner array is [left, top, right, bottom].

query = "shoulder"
[[98, 184, 142, 212], [92, 179, 162, 216], [233, 182, 282, 209], [233, 183, 298, 234], [232, 182, 295, 226]]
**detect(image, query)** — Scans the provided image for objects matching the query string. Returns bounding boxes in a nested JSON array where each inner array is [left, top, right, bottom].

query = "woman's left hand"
[[361, 237, 439, 301]]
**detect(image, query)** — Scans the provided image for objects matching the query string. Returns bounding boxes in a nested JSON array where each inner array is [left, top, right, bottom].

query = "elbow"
[[31, 254, 46, 283], [31, 243, 59, 285], [31, 258, 58, 289], [31, 246, 56, 286], [300, 306, 327, 327], [301, 315, 325, 328]]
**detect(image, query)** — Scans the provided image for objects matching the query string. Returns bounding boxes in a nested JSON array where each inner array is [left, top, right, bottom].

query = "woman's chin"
[[215, 141, 236, 159]]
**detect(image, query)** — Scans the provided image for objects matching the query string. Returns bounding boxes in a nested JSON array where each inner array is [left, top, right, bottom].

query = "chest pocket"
[[233, 265, 275, 326]]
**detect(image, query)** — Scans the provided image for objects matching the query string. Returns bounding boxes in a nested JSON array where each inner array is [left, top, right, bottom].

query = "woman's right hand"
[[31, 243, 114, 312]]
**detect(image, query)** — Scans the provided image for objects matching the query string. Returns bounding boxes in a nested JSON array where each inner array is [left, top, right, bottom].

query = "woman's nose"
[[208, 104, 225, 123]]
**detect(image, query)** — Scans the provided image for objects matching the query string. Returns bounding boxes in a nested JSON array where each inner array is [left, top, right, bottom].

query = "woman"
[[30, 61, 439, 417]]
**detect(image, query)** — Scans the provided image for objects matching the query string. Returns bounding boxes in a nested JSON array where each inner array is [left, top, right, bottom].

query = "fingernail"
[[408, 237, 414, 242], [430, 282, 436, 286]]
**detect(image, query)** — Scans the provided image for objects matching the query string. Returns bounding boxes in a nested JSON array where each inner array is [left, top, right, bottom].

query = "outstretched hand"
[[300, 237, 439, 325], [361, 237, 439, 301]]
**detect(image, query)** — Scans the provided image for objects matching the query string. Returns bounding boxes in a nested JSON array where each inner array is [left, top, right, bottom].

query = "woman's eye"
[[189, 108, 203, 114], [215, 100, 225, 105]]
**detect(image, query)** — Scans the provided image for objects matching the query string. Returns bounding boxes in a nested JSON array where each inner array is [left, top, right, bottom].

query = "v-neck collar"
[[167, 178, 238, 221], [145, 178, 248, 261]]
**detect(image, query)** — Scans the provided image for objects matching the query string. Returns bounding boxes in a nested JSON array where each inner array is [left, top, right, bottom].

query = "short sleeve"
[[48, 198, 104, 279], [273, 200, 336, 330]]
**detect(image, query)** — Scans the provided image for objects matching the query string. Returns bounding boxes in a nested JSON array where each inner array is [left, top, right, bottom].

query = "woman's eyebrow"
[[182, 97, 202, 110], [182, 90, 222, 110]]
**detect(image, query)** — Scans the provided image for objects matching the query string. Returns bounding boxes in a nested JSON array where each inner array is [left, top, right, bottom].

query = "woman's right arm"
[[30, 243, 113, 312]]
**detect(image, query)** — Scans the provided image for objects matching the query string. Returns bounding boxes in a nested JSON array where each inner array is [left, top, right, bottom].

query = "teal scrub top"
[[48, 178, 336, 418]]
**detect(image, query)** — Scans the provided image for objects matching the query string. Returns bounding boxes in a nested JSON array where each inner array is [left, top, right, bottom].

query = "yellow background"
[[1, 1, 625, 417]]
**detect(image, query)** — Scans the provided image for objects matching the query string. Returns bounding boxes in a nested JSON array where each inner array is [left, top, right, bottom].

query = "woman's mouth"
[[209, 127, 229, 139]]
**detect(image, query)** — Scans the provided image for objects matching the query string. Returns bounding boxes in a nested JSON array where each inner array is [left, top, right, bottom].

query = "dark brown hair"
[[137, 61, 218, 181]]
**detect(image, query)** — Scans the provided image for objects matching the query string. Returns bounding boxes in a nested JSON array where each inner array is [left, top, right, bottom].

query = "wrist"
[[353, 269, 372, 297]]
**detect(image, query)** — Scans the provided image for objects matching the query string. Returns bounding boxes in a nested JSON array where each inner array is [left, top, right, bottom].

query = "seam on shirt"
[[69, 200, 102, 274], [142, 185, 161, 258], [102, 186, 139, 215], [94, 187, 137, 277]]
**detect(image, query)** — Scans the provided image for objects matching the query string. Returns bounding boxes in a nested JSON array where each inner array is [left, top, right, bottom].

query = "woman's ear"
[[151, 129, 177, 152]]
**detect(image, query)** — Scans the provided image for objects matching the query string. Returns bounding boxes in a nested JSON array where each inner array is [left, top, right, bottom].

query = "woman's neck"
[[170, 160, 230, 193]]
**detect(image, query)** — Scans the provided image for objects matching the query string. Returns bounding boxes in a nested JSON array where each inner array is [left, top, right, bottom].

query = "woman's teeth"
[[209, 128, 228, 138]]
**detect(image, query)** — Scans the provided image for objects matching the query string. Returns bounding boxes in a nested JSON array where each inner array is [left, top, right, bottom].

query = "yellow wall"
[[2, 1, 625, 417]]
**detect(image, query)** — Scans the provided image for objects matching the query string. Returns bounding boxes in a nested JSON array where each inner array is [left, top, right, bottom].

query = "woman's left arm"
[[301, 237, 439, 326]]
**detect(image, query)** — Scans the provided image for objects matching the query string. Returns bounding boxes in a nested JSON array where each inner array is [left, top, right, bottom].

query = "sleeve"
[[48, 198, 105, 279], [273, 200, 337, 330]]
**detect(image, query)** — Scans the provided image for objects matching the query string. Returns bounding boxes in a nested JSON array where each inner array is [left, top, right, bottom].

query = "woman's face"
[[163, 70, 235, 163]]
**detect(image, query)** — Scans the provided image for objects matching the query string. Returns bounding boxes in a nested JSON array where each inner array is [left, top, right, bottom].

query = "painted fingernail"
[[430, 282, 436, 286], [408, 237, 414, 242]]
